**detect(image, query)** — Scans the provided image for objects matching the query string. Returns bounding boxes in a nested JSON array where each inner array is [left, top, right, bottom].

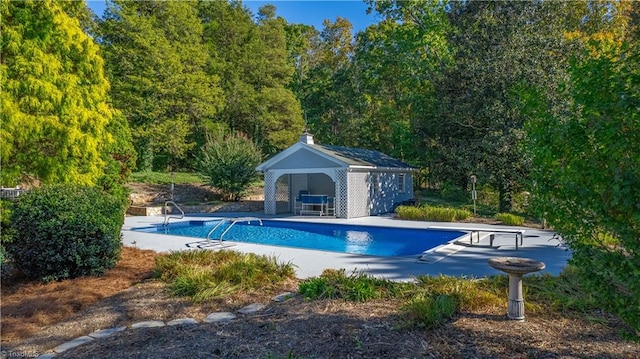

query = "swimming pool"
[[132, 219, 466, 257]]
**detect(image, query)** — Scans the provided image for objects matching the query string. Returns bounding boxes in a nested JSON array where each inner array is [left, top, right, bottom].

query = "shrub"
[[199, 132, 263, 201], [403, 294, 457, 328], [155, 250, 295, 302], [496, 212, 525, 226], [298, 269, 399, 302], [395, 205, 472, 222], [6, 184, 124, 282]]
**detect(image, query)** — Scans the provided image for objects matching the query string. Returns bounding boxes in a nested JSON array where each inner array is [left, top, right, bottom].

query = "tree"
[[99, 0, 223, 171], [414, 0, 574, 211], [1, 0, 131, 188], [525, 37, 640, 331], [300, 18, 356, 145], [198, 2, 303, 155], [7, 184, 124, 282], [199, 132, 263, 201]]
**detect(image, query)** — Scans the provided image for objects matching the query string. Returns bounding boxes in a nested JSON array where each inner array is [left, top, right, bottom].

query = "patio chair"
[[325, 197, 335, 216], [294, 190, 310, 214]]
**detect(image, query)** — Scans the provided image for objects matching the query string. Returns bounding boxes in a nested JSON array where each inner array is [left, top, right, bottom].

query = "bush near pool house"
[[395, 204, 472, 222], [495, 213, 525, 226], [6, 184, 125, 282]]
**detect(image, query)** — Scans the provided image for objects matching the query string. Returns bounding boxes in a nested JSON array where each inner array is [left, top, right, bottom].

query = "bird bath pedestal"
[[488, 257, 546, 321]]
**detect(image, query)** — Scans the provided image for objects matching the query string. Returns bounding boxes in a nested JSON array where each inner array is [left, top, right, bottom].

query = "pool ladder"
[[186, 217, 263, 249]]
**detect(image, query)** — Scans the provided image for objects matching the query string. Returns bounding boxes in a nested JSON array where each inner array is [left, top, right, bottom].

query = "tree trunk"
[[499, 180, 513, 213]]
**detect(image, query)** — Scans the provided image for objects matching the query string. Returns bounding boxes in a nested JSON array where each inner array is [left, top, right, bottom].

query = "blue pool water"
[[133, 219, 466, 257]]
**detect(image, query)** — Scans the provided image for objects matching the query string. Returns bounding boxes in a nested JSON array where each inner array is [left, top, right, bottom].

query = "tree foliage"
[[1, 0, 131, 188], [99, 0, 224, 171], [525, 18, 640, 331], [197, 2, 303, 155]]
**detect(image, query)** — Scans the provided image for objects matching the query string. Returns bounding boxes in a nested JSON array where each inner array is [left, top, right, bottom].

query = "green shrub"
[[395, 205, 472, 222], [298, 269, 399, 302], [439, 183, 468, 202], [6, 185, 124, 282], [496, 212, 525, 226], [199, 132, 263, 201], [155, 250, 295, 302], [403, 294, 457, 328]]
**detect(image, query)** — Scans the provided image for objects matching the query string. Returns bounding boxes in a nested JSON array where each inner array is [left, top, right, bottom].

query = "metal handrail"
[[163, 200, 184, 226], [206, 217, 263, 245], [206, 219, 230, 241]]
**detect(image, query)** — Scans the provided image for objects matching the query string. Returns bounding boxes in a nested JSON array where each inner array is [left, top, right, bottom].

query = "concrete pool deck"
[[122, 214, 571, 281]]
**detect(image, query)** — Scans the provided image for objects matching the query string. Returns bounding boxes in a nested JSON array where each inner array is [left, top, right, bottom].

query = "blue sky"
[[85, 1, 379, 33]]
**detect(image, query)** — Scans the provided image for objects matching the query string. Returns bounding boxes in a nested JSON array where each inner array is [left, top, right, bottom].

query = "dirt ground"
[[126, 182, 263, 206], [1, 184, 639, 358]]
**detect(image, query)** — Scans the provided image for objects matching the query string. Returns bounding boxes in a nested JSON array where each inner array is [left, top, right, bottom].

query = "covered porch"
[[265, 170, 344, 217]]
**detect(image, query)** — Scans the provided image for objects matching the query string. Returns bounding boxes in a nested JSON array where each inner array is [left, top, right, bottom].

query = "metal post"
[[170, 172, 175, 201], [470, 175, 477, 216]]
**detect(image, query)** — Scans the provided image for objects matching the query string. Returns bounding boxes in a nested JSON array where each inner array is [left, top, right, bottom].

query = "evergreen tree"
[[300, 18, 356, 145], [1, 0, 131, 188]]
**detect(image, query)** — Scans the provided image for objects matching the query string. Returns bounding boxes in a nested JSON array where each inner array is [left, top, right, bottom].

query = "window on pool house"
[[398, 173, 405, 193], [372, 174, 380, 195]]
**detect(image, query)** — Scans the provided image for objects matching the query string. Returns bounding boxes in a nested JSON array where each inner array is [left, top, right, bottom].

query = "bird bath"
[[488, 257, 546, 321]]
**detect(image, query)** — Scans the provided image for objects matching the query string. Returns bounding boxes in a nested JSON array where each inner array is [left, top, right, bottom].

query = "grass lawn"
[[129, 171, 204, 185]]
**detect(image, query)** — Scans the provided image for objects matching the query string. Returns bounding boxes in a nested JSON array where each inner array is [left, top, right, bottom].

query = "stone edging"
[[35, 292, 296, 359]]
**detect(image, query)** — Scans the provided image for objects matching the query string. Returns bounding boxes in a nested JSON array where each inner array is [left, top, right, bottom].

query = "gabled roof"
[[256, 141, 416, 171], [313, 144, 416, 169]]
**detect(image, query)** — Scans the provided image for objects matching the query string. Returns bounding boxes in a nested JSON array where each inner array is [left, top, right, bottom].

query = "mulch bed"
[[4, 280, 639, 359], [50, 298, 640, 359]]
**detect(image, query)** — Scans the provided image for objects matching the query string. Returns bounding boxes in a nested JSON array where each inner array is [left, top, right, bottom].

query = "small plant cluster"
[[155, 250, 295, 302], [495, 212, 525, 226], [297, 269, 601, 330], [298, 269, 400, 302], [5, 184, 125, 282], [298, 270, 507, 328], [402, 275, 505, 328], [395, 204, 473, 222]]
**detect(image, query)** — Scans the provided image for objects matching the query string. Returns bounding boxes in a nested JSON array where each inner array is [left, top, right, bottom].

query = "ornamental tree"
[[1, 0, 130, 187]]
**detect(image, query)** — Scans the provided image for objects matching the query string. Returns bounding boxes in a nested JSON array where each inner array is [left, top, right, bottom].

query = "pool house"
[[256, 133, 416, 219]]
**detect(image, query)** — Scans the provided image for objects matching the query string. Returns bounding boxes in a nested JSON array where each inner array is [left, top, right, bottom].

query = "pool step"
[[417, 243, 467, 264], [418, 232, 494, 264], [185, 240, 236, 249]]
